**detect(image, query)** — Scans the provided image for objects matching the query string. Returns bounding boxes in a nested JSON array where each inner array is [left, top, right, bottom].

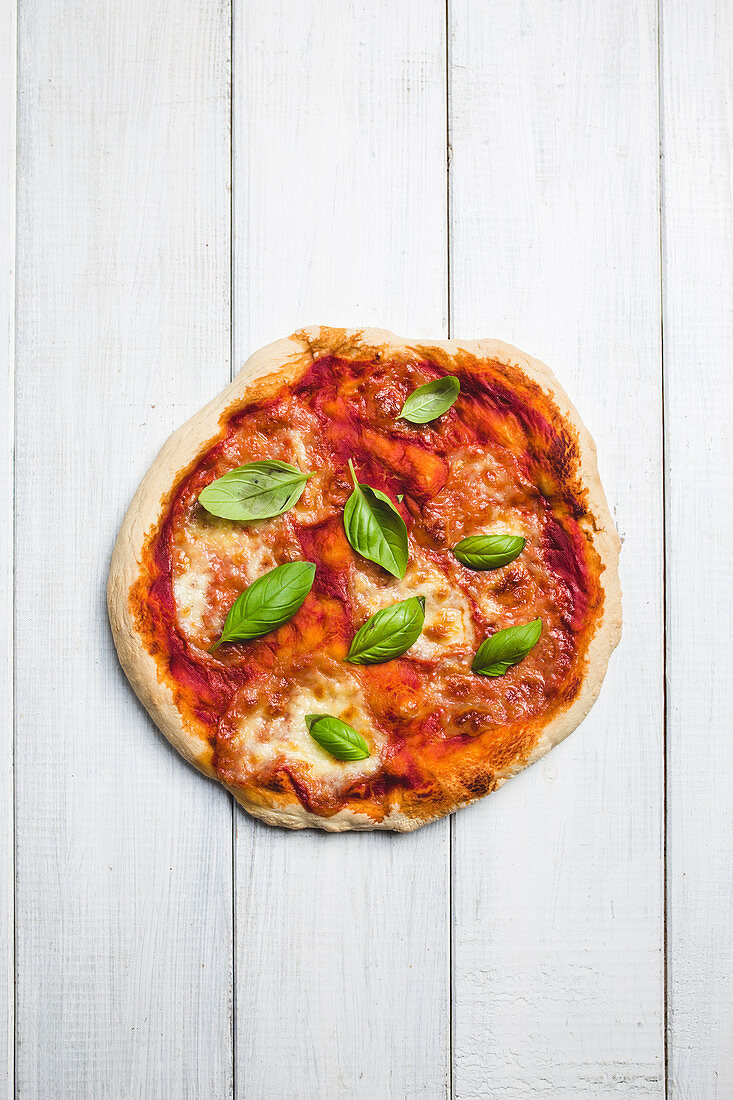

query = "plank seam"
[[657, 0, 669, 1094], [11, 2, 18, 1094]]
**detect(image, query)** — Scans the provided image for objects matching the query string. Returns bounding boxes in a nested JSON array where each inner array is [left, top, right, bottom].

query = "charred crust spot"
[[462, 770, 496, 799]]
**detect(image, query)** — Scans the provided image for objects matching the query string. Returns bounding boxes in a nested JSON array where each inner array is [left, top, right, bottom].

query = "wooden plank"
[[232, 2, 449, 1096], [448, 1, 665, 1094], [662, 2, 733, 1095], [1, 0, 15, 1094], [14, 2, 233, 1096]]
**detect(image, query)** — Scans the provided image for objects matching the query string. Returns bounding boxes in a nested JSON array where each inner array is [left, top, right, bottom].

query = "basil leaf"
[[199, 460, 312, 521], [399, 375, 460, 424], [343, 461, 408, 578], [305, 714, 370, 761], [210, 561, 315, 651], [347, 596, 426, 665], [452, 534, 526, 571], [472, 617, 542, 677]]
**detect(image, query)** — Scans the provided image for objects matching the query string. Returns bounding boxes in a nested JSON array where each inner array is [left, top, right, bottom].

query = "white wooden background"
[[4, 0, 732, 1096]]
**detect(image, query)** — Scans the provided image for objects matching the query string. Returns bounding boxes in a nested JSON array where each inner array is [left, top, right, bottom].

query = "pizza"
[[108, 326, 621, 831]]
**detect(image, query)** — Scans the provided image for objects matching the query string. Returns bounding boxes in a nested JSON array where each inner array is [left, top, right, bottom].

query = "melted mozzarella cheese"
[[350, 549, 475, 660], [172, 515, 280, 642], [450, 446, 505, 488], [173, 560, 213, 636], [283, 430, 333, 522], [445, 447, 532, 531], [238, 669, 384, 793], [184, 517, 279, 580]]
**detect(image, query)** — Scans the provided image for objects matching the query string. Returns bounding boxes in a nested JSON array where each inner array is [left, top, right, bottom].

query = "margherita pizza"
[[108, 327, 621, 831]]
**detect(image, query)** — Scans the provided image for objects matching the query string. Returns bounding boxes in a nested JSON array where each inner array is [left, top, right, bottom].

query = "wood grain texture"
[[1, 0, 15, 1094], [448, 1, 665, 1094], [232, 2, 449, 1096], [7, 0, 731, 1093], [662, 2, 733, 1095], [14, 2, 233, 1096]]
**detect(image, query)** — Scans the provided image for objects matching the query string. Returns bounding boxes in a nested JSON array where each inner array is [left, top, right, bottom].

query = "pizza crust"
[[108, 326, 621, 832]]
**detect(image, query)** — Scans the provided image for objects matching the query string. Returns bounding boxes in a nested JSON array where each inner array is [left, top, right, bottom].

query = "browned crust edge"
[[107, 326, 622, 832]]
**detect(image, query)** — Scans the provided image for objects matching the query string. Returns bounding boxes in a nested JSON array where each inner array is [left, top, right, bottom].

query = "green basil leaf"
[[343, 461, 408, 578], [305, 714, 370, 761], [198, 460, 312, 521], [452, 534, 526, 571], [346, 596, 426, 664], [472, 617, 542, 677], [399, 375, 460, 424], [210, 561, 315, 651]]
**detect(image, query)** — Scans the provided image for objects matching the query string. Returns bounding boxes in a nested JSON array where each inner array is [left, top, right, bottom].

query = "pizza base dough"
[[107, 327, 622, 832]]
